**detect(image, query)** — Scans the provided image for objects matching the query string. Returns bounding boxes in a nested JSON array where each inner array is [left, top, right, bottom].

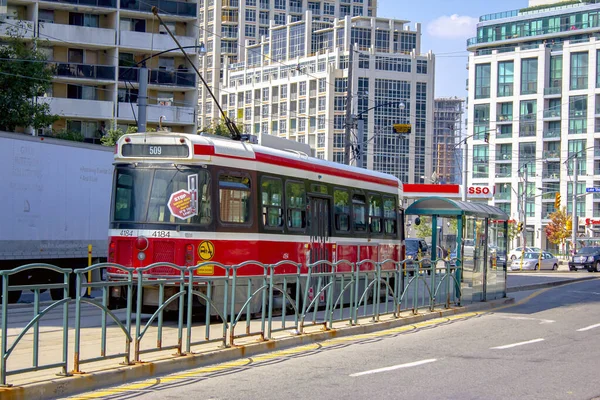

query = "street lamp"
[[352, 100, 406, 168], [457, 127, 500, 201]]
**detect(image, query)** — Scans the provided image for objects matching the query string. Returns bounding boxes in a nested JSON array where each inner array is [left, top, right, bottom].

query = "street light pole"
[[462, 144, 468, 201], [572, 156, 578, 255]]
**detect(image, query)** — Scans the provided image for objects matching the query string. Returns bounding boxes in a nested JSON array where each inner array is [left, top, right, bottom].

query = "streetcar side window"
[[261, 177, 283, 228], [352, 193, 367, 232], [333, 188, 350, 232], [219, 175, 251, 224], [368, 194, 382, 234], [383, 196, 397, 236], [285, 180, 306, 230]]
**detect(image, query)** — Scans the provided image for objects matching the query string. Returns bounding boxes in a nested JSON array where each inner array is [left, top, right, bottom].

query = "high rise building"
[[467, 0, 600, 251], [221, 13, 436, 183], [0, 0, 201, 138], [433, 97, 464, 184], [198, 0, 378, 129]]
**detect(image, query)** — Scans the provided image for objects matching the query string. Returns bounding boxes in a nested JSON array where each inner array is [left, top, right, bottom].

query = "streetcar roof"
[[115, 132, 402, 192]]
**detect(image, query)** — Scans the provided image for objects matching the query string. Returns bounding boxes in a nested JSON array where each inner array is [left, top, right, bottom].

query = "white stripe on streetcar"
[[577, 323, 600, 332], [490, 338, 545, 350], [349, 359, 437, 377]]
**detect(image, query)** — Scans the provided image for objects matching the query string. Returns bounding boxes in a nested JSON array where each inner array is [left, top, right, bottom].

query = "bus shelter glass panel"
[[486, 220, 508, 300], [461, 215, 485, 302]]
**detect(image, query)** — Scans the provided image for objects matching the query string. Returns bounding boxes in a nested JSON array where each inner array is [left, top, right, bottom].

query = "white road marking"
[[503, 316, 555, 324], [350, 359, 437, 377], [570, 290, 600, 296], [577, 323, 600, 332], [490, 338, 545, 350]]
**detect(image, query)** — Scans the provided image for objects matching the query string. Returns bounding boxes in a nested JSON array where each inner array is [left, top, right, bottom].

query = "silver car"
[[510, 252, 559, 271]]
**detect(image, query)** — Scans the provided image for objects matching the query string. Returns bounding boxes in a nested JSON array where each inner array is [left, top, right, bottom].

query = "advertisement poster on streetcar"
[[167, 174, 198, 220]]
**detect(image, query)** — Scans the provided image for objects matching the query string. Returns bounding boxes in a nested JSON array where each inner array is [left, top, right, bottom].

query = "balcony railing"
[[497, 153, 512, 161], [542, 171, 560, 179], [119, 0, 196, 17], [497, 114, 513, 122], [543, 129, 560, 138], [54, 63, 116, 80], [543, 109, 561, 118], [543, 150, 560, 159], [44, 0, 116, 7], [495, 192, 511, 200], [119, 67, 196, 87], [544, 86, 562, 96], [495, 171, 512, 178], [496, 131, 512, 139]]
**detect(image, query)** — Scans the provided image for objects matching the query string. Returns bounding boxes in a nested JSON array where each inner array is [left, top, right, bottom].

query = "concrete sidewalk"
[[0, 274, 597, 400]]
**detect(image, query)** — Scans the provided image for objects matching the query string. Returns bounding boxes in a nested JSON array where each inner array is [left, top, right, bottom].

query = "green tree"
[[200, 118, 245, 138], [0, 22, 58, 132], [100, 126, 155, 147], [414, 216, 433, 238]]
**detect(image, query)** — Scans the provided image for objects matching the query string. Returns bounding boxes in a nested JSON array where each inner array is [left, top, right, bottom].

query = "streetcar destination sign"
[[121, 144, 189, 158]]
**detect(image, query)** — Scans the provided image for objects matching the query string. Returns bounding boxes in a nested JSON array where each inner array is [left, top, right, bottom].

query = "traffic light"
[[517, 222, 523, 233], [484, 131, 490, 143], [554, 192, 561, 209], [566, 219, 572, 231]]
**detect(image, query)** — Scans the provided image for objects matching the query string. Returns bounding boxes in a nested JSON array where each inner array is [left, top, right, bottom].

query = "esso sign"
[[467, 186, 494, 198]]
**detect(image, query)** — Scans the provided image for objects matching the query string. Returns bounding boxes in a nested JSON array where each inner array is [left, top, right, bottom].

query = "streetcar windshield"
[[113, 166, 211, 225]]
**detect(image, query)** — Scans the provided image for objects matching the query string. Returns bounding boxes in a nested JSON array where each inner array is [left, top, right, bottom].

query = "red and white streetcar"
[[107, 131, 405, 311]]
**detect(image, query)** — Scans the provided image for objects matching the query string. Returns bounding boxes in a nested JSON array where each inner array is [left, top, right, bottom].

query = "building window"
[[497, 61, 514, 97], [317, 132, 325, 147], [498, 102, 512, 121], [550, 55, 562, 88], [569, 95, 587, 134], [519, 100, 536, 137], [318, 96, 326, 111], [521, 58, 538, 95], [570, 52, 589, 90], [416, 60, 427, 74], [375, 30, 389, 52], [245, 9, 256, 22], [474, 63, 491, 99]]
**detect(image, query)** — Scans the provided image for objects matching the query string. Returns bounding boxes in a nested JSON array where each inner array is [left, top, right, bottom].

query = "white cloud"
[[427, 14, 478, 39]]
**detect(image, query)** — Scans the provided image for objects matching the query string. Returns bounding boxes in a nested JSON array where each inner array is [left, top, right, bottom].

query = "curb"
[[507, 276, 597, 293], [0, 297, 514, 400]]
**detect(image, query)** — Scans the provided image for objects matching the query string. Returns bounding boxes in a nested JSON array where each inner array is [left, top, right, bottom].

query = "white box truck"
[[0, 131, 114, 301]]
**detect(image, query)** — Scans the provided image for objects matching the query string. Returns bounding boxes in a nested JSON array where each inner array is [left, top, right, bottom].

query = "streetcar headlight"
[[137, 252, 146, 261]]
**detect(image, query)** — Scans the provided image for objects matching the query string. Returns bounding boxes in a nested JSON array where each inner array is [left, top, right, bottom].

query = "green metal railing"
[[0, 258, 463, 386]]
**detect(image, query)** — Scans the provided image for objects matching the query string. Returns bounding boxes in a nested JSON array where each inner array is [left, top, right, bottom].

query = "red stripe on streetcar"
[[194, 144, 399, 188], [403, 183, 460, 194]]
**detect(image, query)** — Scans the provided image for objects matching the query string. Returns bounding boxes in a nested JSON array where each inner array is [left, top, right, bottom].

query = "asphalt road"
[[67, 278, 600, 400]]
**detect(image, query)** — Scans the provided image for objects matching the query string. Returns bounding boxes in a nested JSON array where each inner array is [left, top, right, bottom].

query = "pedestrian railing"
[[0, 258, 461, 386]]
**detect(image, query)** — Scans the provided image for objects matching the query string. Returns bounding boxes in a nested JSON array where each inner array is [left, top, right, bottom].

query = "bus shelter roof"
[[405, 197, 509, 220]]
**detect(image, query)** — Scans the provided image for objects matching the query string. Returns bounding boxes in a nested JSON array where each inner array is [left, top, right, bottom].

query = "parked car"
[[568, 246, 600, 272], [508, 247, 540, 261], [510, 252, 559, 271]]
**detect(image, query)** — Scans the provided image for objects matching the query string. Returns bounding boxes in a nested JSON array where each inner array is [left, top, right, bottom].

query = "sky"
[[378, 0, 530, 99]]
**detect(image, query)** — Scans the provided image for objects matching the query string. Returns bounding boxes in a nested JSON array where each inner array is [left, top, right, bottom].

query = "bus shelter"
[[405, 197, 509, 303]]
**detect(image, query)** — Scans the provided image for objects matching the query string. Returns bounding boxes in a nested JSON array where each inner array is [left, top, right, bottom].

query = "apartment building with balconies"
[[221, 13, 435, 183], [467, 0, 600, 251], [197, 0, 382, 129], [0, 0, 200, 138]]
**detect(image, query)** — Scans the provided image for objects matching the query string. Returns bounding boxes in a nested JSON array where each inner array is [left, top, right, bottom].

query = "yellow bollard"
[[87, 244, 92, 296]]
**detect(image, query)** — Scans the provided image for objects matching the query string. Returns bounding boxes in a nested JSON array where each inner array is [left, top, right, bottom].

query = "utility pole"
[[137, 64, 148, 133], [572, 156, 578, 255], [344, 44, 354, 165], [356, 117, 364, 168], [462, 143, 468, 201]]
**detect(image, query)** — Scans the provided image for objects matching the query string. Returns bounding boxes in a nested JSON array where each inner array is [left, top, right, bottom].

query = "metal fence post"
[[1, 275, 8, 386]]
